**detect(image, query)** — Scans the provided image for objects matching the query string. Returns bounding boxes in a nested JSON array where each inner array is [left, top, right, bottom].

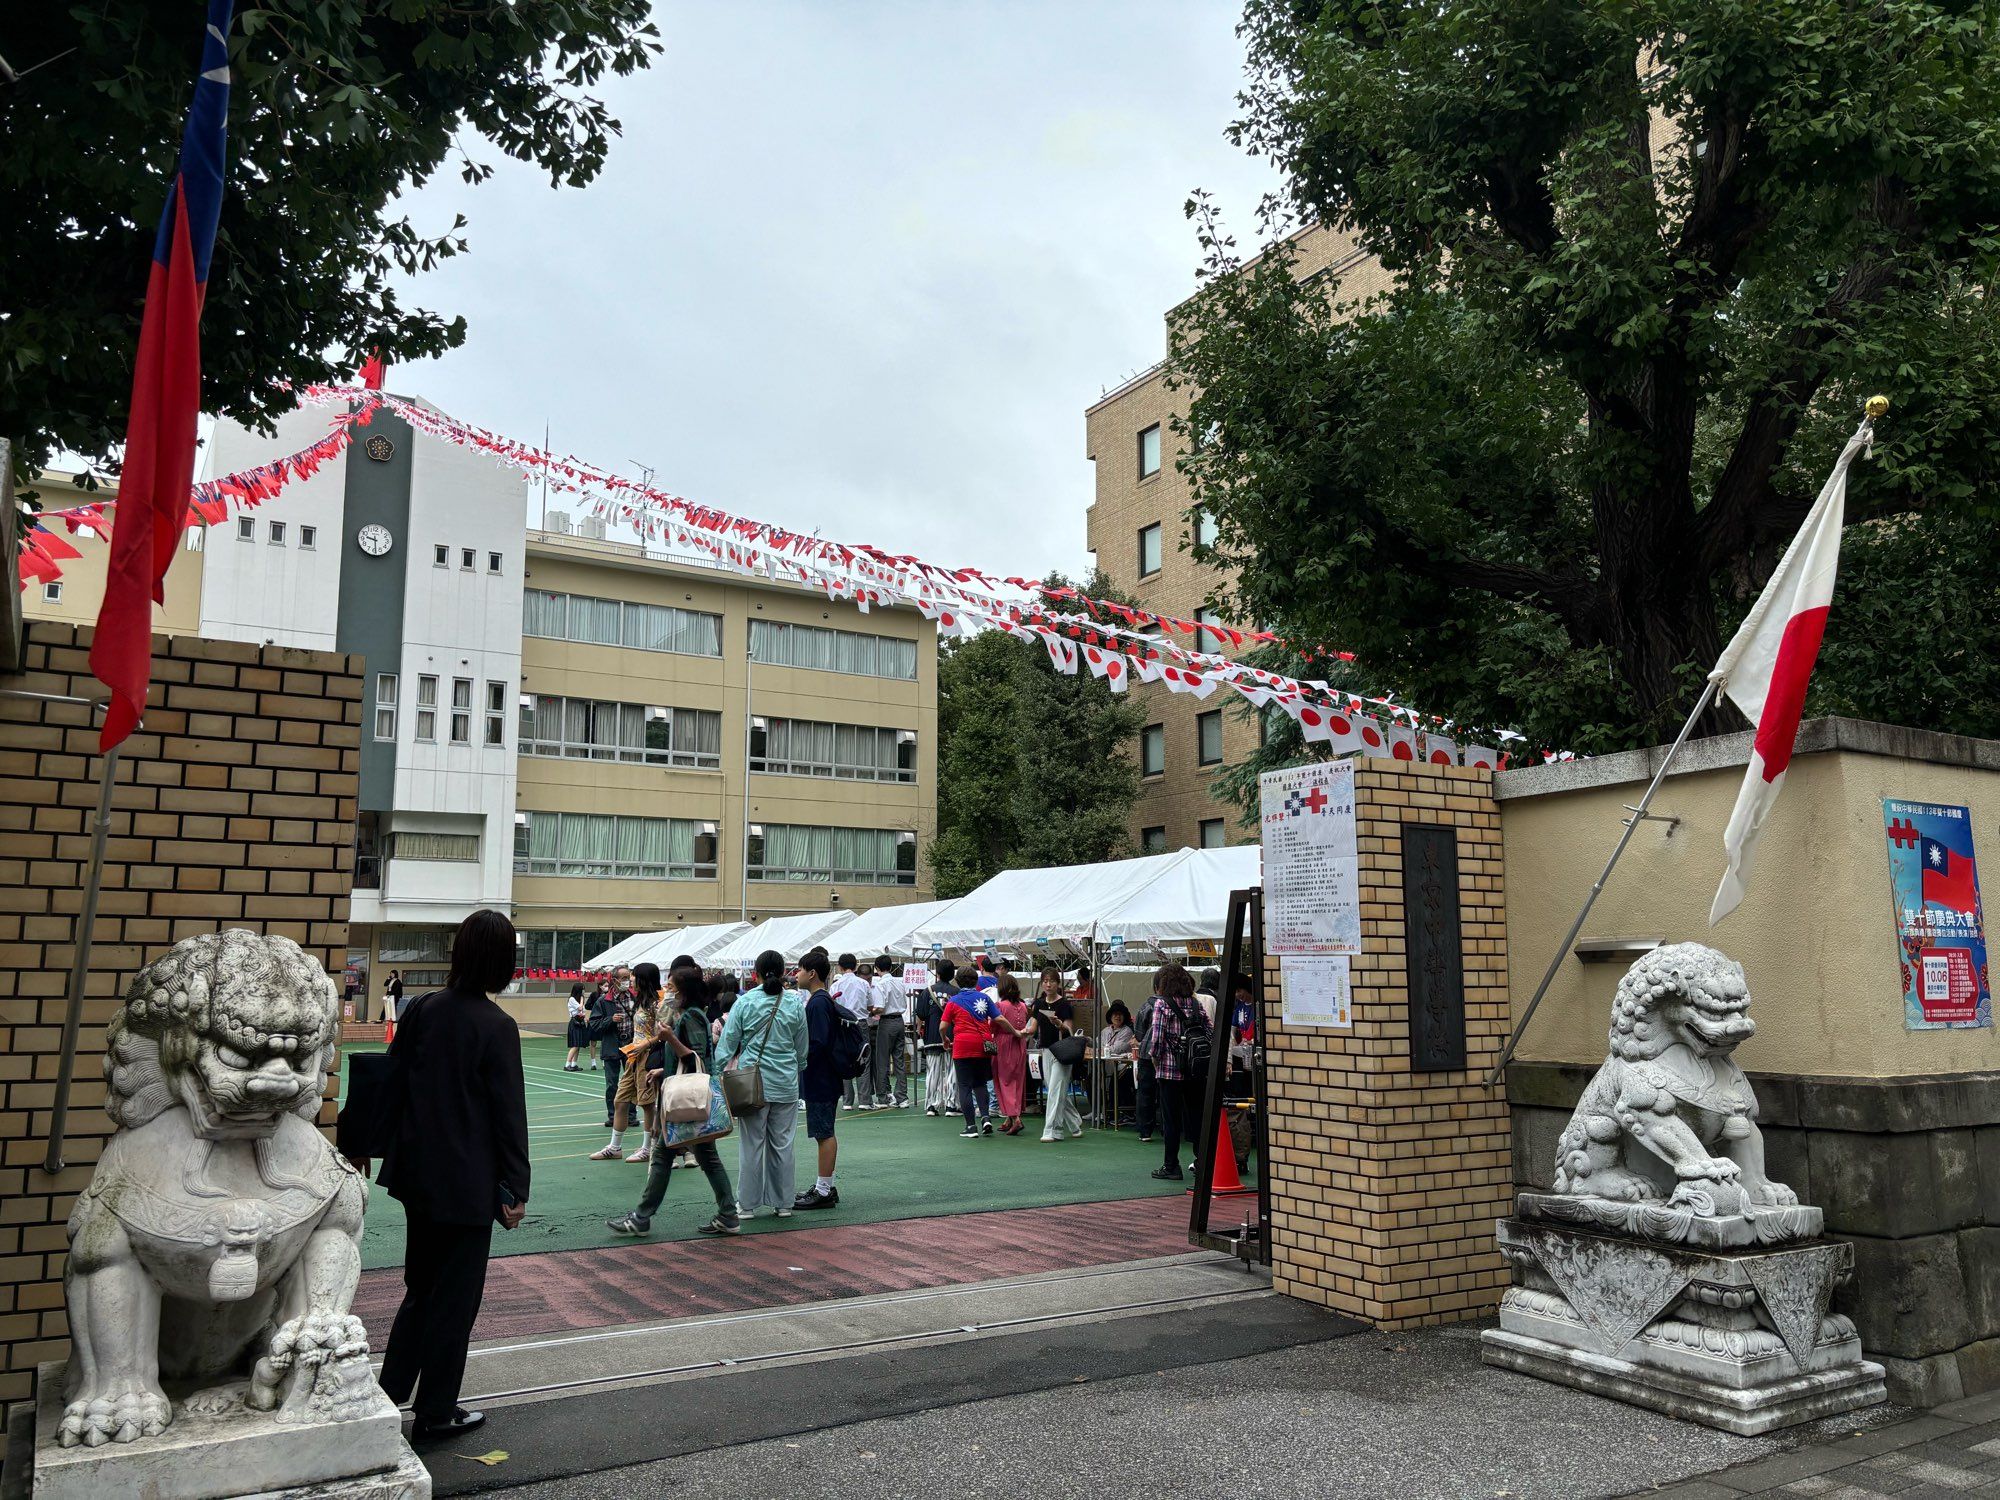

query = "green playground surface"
[[339, 1035, 1229, 1271]]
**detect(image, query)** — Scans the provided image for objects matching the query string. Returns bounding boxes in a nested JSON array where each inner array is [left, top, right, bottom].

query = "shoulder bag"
[[721, 993, 785, 1115], [658, 1009, 714, 1122]]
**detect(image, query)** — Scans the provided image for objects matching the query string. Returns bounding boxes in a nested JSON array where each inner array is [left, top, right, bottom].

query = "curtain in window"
[[570, 596, 621, 645], [676, 610, 721, 656], [665, 819, 696, 869], [616, 703, 646, 758], [528, 813, 560, 868], [675, 708, 721, 759], [523, 592, 566, 639]]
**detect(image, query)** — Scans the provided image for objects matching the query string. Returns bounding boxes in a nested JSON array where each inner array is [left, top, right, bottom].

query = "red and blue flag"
[[90, 0, 234, 751], [1921, 835, 1980, 915]]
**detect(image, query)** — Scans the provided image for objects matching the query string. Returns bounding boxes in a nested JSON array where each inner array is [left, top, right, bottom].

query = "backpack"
[[1169, 996, 1213, 1078], [826, 1000, 871, 1080]]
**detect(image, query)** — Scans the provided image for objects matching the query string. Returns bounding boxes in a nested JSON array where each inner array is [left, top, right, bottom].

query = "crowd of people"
[[353, 912, 1259, 1441]]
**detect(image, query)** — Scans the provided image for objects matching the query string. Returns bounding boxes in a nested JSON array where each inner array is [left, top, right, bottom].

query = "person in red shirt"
[[938, 964, 998, 1138]]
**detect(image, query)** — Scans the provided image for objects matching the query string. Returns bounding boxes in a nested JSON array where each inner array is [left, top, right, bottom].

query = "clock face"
[[357, 524, 394, 557]]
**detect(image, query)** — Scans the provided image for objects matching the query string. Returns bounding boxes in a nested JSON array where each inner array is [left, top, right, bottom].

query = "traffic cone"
[[1191, 1115, 1255, 1197], [382, 1016, 395, 1047]]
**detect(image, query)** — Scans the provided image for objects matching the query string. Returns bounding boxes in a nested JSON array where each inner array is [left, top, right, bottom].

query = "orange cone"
[[1192, 1114, 1256, 1197]]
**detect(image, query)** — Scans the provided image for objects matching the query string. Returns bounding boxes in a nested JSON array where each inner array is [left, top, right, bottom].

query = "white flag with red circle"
[[1708, 420, 1871, 924]]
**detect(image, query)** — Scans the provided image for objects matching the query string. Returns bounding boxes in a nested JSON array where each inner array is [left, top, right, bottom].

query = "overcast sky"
[[386, 0, 1283, 580]]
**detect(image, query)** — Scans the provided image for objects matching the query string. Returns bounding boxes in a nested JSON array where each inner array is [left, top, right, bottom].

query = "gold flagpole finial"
[[1865, 394, 1890, 419]]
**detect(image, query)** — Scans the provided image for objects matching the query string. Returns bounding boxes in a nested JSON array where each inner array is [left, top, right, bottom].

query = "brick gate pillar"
[[1264, 758, 1513, 1329]]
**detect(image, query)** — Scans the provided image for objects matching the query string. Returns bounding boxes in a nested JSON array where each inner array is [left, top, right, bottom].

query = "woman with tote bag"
[[607, 964, 738, 1238], [712, 950, 809, 1220]]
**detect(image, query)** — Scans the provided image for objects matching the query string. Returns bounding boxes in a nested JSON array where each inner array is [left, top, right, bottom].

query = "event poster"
[[1259, 759, 1361, 956], [1883, 799, 1992, 1030], [902, 962, 931, 992], [1279, 955, 1352, 1029]]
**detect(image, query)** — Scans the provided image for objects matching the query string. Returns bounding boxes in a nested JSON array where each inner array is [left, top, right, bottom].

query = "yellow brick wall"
[[1264, 758, 1513, 1329], [0, 622, 360, 1407]]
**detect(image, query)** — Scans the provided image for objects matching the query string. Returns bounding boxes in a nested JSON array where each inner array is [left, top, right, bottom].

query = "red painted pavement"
[[355, 1195, 1197, 1351]]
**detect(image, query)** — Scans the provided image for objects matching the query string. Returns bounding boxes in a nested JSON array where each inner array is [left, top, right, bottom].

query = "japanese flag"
[[1295, 701, 1335, 744], [1323, 708, 1366, 754], [1385, 720, 1418, 762], [1461, 744, 1499, 771], [1423, 732, 1459, 766], [1355, 714, 1388, 756], [1708, 418, 1871, 925]]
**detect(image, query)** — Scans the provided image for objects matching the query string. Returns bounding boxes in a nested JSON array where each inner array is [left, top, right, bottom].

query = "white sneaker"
[[625, 1146, 650, 1163], [776, 1207, 793, 1218]]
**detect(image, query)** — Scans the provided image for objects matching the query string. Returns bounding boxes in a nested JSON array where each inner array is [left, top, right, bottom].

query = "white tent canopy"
[[822, 898, 963, 961], [707, 909, 859, 971], [621, 920, 752, 971], [583, 931, 658, 970], [909, 848, 1217, 956], [1093, 845, 1260, 950]]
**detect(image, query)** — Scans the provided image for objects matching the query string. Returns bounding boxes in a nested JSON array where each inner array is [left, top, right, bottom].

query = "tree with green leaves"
[[1, 1, 659, 478], [930, 573, 1146, 899], [1173, 0, 2000, 756]]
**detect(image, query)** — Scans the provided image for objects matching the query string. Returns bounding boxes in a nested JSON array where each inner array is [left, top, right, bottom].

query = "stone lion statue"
[[60, 931, 374, 1448], [1550, 942, 1797, 1219]]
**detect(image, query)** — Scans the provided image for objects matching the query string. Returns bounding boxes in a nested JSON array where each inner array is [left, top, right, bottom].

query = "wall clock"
[[357, 524, 394, 557]]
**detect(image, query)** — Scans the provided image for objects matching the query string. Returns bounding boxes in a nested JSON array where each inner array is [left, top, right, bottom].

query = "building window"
[[434, 544, 449, 568], [374, 674, 397, 741], [1140, 723, 1165, 777], [749, 716, 917, 782], [1141, 826, 1168, 854], [522, 590, 724, 658], [1197, 710, 1224, 766], [268, 521, 286, 545], [487, 552, 502, 574], [460, 548, 475, 571], [1137, 524, 1162, 579], [1138, 423, 1162, 479], [237, 516, 256, 541], [385, 832, 480, 862], [1193, 606, 1221, 650], [746, 825, 916, 886], [450, 678, 472, 744], [40, 582, 62, 604], [514, 811, 719, 879], [1199, 818, 1226, 849], [1194, 507, 1219, 549], [415, 675, 437, 741], [515, 927, 639, 980], [747, 619, 919, 680], [484, 681, 507, 747], [518, 694, 724, 769], [299, 525, 317, 550]]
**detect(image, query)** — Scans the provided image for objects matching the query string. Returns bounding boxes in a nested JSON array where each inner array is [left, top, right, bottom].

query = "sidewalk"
[[464, 1318, 1940, 1500], [1641, 1387, 2000, 1497]]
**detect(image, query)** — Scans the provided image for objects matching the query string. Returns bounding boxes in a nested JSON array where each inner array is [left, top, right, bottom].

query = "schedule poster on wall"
[[1882, 799, 1992, 1030], [1260, 759, 1361, 956]]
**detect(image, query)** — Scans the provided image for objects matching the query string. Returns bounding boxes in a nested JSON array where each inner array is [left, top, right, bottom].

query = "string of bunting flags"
[[24, 380, 1545, 766], [16, 400, 379, 587]]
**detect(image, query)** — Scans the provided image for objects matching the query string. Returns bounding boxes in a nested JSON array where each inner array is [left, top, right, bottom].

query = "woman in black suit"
[[376, 909, 531, 1442]]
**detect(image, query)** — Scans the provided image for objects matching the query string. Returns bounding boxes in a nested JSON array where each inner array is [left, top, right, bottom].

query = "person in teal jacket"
[[714, 949, 810, 1219]]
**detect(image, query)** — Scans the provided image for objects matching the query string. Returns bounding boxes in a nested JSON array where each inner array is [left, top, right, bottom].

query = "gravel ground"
[[489, 1321, 1910, 1500]]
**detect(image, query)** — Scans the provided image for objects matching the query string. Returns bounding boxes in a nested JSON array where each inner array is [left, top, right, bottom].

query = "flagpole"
[[1485, 676, 1719, 1087]]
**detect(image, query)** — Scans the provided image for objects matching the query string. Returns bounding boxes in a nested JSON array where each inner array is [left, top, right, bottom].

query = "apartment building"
[[23, 396, 937, 1018], [1084, 221, 1391, 852]]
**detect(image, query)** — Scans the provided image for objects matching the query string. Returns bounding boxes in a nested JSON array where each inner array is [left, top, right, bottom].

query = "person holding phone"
[[374, 909, 531, 1443]]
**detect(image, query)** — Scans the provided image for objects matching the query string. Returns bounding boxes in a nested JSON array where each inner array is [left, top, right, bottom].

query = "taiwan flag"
[[89, 0, 235, 752], [1922, 836, 1980, 915]]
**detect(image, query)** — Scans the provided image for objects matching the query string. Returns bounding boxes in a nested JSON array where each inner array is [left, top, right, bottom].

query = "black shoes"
[[792, 1186, 840, 1211], [412, 1407, 485, 1442], [1151, 1166, 1184, 1181]]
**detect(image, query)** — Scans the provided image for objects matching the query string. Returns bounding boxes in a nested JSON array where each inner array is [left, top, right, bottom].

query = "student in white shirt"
[[867, 958, 910, 1108], [831, 954, 873, 1109]]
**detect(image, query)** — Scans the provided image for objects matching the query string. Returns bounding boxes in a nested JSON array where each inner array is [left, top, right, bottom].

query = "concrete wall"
[[1497, 718, 1999, 1077], [0, 622, 359, 1410], [1497, 718, 2000, 1404]]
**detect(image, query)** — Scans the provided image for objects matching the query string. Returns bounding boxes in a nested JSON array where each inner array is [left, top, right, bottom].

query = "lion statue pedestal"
[[1480, 943, 1886, 1435], [18, 932, 429, 1500]]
